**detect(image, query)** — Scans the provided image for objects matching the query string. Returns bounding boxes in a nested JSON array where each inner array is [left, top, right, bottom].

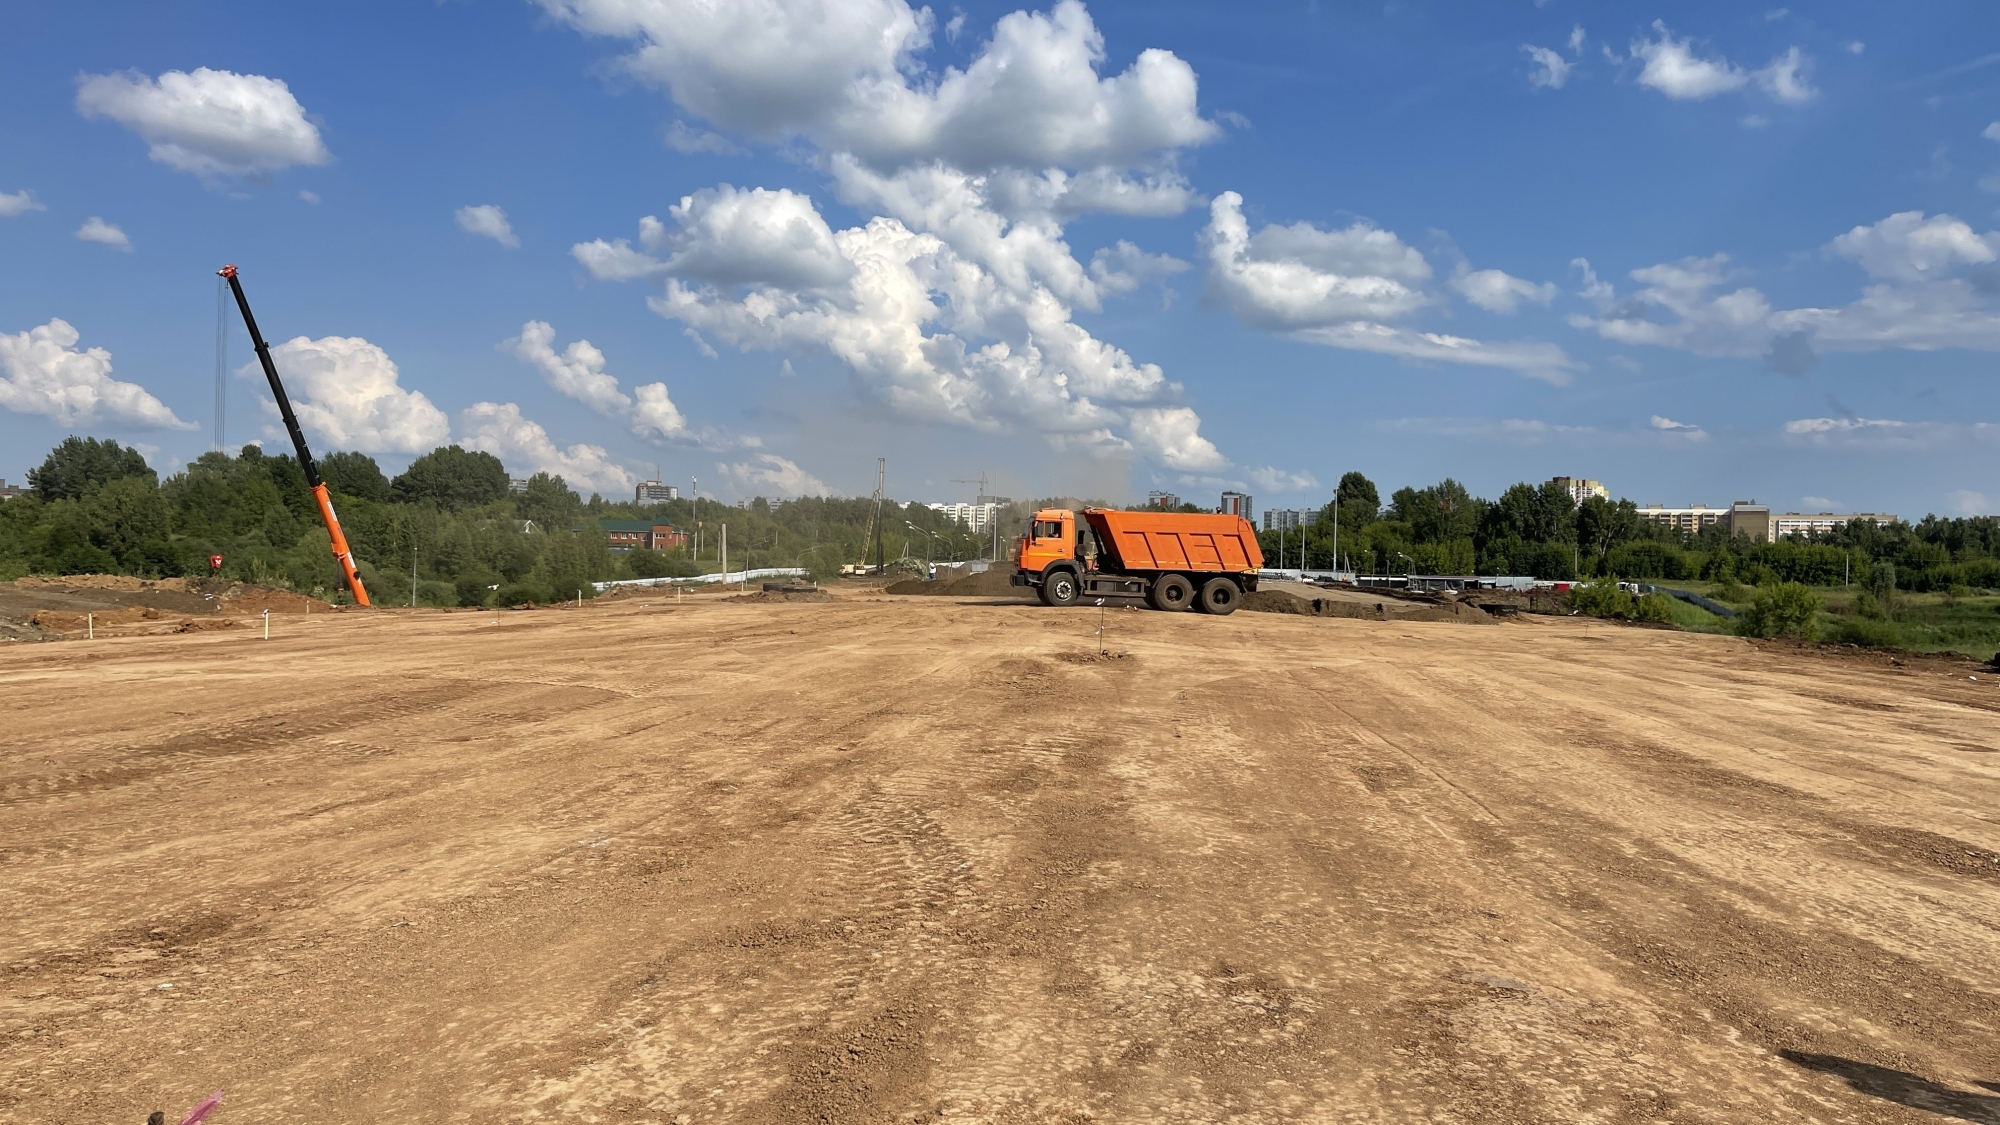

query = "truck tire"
[[1148, 572, 1193, 612], [1041, 568, 1080, 607], [1196, 577, 1241, 615]]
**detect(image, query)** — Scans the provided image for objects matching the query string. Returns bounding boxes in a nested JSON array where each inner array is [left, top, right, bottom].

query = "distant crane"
[[217, 264, 370, 606], [952, 471, 997, 559], [857, 457, 886, 574]]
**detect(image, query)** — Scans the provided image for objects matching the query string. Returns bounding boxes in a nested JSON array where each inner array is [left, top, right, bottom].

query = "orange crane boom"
[[217, 264, 370, 606]]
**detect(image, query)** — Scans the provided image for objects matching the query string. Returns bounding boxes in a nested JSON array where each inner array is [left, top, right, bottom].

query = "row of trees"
[[0, 437, 1011, 605], [1254, 471, 2000, 591], [6, 437, 1997, 603]]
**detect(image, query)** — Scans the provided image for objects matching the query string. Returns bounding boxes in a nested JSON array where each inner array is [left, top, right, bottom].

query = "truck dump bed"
[[1084, 509, 1264, 574]]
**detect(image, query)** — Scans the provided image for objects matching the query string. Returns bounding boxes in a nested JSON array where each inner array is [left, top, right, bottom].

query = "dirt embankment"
[[885, 567, 1024, 598], [0, 576, 331, 640], [1243, 587, 1496, 624]]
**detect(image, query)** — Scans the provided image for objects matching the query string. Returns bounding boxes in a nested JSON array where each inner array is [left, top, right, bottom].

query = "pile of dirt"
[[12, 574, 191, 593], [174, 617, 243, 633], [1243, 588, 1494, 625], [886, 567, 1025, 598], [729, 590, 832, 603]]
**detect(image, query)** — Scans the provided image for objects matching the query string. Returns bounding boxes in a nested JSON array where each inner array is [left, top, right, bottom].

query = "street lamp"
[[905, 522, 938, 570]]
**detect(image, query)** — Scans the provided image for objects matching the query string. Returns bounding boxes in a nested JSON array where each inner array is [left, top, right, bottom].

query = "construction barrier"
[[592, 567, 808, 592]]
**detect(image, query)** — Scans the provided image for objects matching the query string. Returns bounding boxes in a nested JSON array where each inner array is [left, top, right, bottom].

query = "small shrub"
[[1943, 583, 1972, 608], [1829, 617, 1901, 648], [1712, 576, 1747, 603], [1738, 581, 1823, 640], [1566, 578, 1633, 618], [493, 581, 552, 607], [454, 575, 490, 608], [1630, 593, 1674, 622]]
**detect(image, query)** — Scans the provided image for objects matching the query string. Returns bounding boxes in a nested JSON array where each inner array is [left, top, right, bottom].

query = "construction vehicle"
[[1012, 508, 1262, 614], [217, 265, 371, 606]]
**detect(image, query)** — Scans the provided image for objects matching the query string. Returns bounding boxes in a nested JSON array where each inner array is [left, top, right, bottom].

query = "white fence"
[[592, 567, 808, 592]]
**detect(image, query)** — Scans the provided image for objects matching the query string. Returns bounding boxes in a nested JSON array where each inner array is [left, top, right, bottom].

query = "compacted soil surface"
[[2, 592, 1997, 1124]]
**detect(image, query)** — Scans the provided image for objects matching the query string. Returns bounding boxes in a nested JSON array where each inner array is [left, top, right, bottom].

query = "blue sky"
[[1, 1, 1995, 518]]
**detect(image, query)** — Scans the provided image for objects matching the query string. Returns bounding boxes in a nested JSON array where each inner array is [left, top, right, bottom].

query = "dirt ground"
[[3, 590, 1998, 1124]]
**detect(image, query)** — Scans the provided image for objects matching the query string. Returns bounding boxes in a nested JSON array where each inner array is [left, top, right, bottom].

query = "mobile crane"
[[217, 264, 371, 606]]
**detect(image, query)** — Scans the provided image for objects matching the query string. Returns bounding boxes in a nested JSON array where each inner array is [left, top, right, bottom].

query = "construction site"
[[3, 572, 1998, 1125]]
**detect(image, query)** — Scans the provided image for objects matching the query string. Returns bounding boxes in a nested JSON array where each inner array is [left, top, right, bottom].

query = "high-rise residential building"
[[1263, 509, 1304, 531], [929, 501, 1001, 532], [1548, 476, 1609, 504], [1219, 491, 1253, 523], [636, 480, 679, 504], [1146, 490, 1182, 510]]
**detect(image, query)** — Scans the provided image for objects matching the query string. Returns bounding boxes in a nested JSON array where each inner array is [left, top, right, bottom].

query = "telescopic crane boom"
[[217, 264, 371, 606]]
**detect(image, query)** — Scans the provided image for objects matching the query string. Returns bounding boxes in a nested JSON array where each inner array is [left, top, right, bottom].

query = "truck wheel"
[[1148, 573, 1193, 612], [1042, 569, 1080, 607], [1197, 577, 1241, 615]]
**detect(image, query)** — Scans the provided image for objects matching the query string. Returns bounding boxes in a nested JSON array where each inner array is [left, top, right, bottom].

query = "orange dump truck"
[[1012, 508, 1264, 614]]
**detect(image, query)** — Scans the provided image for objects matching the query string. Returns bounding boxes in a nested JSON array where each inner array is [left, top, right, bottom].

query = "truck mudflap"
[[1011, 571, 1032, 587]]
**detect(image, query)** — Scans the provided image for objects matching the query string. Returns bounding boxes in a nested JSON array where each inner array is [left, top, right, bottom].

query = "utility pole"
[[1332, 486, 1340, 579]]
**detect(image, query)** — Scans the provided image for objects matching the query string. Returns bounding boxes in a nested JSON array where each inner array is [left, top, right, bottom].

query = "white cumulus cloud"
[[539, 0, 1217, 174], [1629, 23, 1814, 105], [1575, 212, 2000, 362], [1451, 266, 1557, 313], [559, 3, 1232, 473], [1523, 45, 1571, 90], [455, 204, 519, 248], [715, 453, 831, 498], [1202, 192, 1577, 382], [1631, 23, 1748, 99], [504, 320, 692, 442], [257, 336, 450, 453], [75, 67, 330, 179], [0, 190, 45, 218], [0, 319, 194, 430], [458, 401, 636, 494], [75, 217, 131, 251]]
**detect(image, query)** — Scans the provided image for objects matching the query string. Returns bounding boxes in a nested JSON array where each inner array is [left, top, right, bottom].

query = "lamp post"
[[905, 522, 938, 568]]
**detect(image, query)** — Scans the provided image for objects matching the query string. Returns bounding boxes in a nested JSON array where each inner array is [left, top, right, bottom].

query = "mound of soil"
[[887, 568, 1026, 598], [1243, 589, 1493, 624], [729, 590, 832, 603]]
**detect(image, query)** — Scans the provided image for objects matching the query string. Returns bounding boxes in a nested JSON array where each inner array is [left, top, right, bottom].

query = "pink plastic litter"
[[178, 1090, 224, 1125]]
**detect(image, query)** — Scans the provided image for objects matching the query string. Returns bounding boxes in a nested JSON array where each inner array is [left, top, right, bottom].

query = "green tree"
[[391, 446, 510, 510], [1739, 582, 1823, 639], [515, 472, 582, 531], [320, 451, 391, 502], [28, 436, 155, 501]]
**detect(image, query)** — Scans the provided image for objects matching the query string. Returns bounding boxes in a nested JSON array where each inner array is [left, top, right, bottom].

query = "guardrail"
[[592, 567, 808, 592]]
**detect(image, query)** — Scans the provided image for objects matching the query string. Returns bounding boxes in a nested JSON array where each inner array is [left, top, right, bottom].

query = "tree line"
[[5, 437, 1996, 603], [0, 437, 1000, 605], [1254, 471, 2000, 592]]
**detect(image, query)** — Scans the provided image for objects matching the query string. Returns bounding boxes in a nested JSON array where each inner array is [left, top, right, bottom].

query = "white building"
[[636, 480, 679, 503], [930, 501, 1001, 532], [1549, 476, 1609, 504], [1774, 512, 1896, 537], [1263, 508, 1305, 531]]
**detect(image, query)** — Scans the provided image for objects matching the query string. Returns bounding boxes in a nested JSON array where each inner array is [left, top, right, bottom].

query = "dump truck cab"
[[1013, 507, 1260, 614], [1016, 508, 1079, 577]]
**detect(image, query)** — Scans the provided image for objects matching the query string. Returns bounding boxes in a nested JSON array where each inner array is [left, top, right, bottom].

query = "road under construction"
[[2, 586, 1997, 1123]]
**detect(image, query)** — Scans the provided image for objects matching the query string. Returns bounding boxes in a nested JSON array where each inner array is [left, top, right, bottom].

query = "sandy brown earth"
[[3, 591, 1999, 1124]]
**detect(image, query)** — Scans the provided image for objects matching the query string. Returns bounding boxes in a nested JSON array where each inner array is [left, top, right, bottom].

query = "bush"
[[626, 548, 699, 579], [454, 575, 490, 608], [1566, 578, 1633, 618], [1737, 582, 1823, 639], [1829, 616, 1902, 648], [493, 581, 553, 607], [1630, 593, 1674, 622]]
